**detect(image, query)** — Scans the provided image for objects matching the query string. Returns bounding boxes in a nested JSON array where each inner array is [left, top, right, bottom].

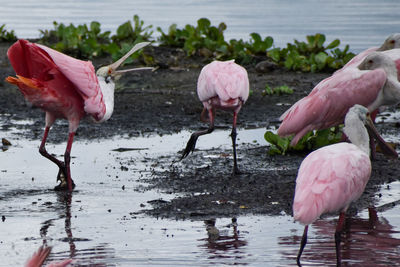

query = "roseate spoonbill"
[[25, 246, 72, 267], [278, 52, 400, 146], [336, 33, 400, 72], [180, 60, 249, 174], [293, 104, 396, 267], [6, 39, 151, 191]]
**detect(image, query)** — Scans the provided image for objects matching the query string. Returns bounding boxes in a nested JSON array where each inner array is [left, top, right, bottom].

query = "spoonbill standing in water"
[[278, 52, 400, 146], [25, 246, 72, 267], [293, 104, 397, 267], [6, 39, 151, 191], [180, 60, 249, 174]]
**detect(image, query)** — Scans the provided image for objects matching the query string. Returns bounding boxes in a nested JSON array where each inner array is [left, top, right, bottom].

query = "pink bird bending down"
[[278, 52, 400, 146], [180, 60, 249, 174], [25, 246, 72, 267], [293, 104, 397, 267], [335, 33, 400, 73], [6, 39, 151, 191]]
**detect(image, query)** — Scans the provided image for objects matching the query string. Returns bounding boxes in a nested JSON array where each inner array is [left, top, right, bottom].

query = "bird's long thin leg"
[[231, 111, 240, 175], [296, 225, 308, 267], [335, 212, 346, 267], [39, 126, 64, 169], [64, 132, 75, 191], [181, 108, 215, 160]]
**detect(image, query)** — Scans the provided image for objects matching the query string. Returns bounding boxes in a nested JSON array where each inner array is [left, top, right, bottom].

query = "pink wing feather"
[[278, 68, 386, 145], [293, 143, 371, 225], [197, 60, 249, 106], [36, 43, 105, 121]]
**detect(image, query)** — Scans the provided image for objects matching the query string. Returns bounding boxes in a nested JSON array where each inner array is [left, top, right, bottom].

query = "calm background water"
[[1, 0, 400, 52]]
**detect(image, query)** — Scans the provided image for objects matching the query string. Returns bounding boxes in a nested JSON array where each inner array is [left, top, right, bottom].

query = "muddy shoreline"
[[1, 42, 399, 221]]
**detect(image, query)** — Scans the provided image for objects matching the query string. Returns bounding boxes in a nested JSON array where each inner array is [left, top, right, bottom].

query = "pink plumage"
[[278, 67, 386, 145], [197, 60, 249, 110], [6, 39, 150, 191], [25, 246, 72, 267], [36, 43, 106, 121], [293, 142, 371, 225], [279, 50, 400, 146], [181, 60, 249, 174], [292, 104, 398, 266]]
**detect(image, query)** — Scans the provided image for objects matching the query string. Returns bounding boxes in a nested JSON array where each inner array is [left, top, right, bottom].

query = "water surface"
[[2, 0, 400, 52]]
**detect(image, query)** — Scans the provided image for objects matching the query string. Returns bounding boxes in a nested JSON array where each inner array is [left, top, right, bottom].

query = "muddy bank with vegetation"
[[1, 38, 399, 221]]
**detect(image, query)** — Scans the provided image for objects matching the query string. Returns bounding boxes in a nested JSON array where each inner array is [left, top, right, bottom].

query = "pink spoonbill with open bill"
[[293, 104, 397, 267], [278, 52, 400, 146], [6, 39, 152, 191], [180, 60, 249, 174]]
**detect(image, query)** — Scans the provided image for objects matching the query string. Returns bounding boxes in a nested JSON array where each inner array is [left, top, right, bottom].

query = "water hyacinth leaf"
[[326, 39, 340, 49], [264, 36, 274, 49], [197, 18, 211, 33]]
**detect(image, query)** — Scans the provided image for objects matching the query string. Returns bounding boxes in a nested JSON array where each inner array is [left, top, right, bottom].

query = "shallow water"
[[2, 0, 400, 52], [2, 120, 400, 266]]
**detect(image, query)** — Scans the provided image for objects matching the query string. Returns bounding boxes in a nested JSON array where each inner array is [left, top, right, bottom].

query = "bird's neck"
[[98, 77, 115, 122], [343, 114, 370, 156]]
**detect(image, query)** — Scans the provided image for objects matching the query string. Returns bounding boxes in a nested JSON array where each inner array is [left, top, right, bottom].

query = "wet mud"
[[1, 41, 400, 222]]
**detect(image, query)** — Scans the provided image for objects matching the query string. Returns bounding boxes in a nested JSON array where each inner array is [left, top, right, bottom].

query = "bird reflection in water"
[[279, 207, 400, 266], [38, 192, 116, 266], [199, 218, 248, 263]]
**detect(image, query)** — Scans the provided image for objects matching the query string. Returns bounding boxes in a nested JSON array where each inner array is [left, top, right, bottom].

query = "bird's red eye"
[[390, 40, 395, 44]]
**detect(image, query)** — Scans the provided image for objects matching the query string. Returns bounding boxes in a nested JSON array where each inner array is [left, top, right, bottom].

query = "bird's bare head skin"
[[358, 52, 397, 73], [378, 33, 400, 51]]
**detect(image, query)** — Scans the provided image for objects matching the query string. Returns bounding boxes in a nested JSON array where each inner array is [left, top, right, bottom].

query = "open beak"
[[365, 114, 398, 158], [108, 42, 154, 76]]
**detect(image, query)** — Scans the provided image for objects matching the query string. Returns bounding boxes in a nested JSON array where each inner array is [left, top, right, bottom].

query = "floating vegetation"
[[1, 16, 355, 71], [264, 127, 343, 155]]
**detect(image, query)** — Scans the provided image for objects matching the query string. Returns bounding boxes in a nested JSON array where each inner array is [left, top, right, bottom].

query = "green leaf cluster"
[[39, 21, 111, 58], [264, 127, 343, 155], [39, 15, 151, 62], [4, 16, 356, 71], [263, 84, 293, 96], [0, 24, 17, 42], [157, 18, 273, 64], [267, 33, 355, 72]]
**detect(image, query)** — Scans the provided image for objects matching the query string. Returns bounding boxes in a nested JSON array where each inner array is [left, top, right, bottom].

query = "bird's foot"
[[232, 167, 243, 176], [180, 135, 199, 160], [54, 168, 75, 191]]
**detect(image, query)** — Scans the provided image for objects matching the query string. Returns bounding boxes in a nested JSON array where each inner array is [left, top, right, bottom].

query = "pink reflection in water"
[[280, 208, 400, 266]]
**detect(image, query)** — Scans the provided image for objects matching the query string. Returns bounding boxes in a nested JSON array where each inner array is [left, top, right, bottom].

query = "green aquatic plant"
[[157, 18, 273, 64], [109, 15, 153, 62], [0, 24, 17, 42], [262, 84, 293, 96], [267, 33, 355, 72], [33, 17, 354, 70], [265, 127, 343, 155], [39, 21, 111, 58], [39, 15, 151, 62]]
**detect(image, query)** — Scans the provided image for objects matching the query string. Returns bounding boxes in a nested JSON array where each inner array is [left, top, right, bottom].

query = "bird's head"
[[95, 42, 153, 123], [358, 52, 397, 74], [378, 33, 400, 51]]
